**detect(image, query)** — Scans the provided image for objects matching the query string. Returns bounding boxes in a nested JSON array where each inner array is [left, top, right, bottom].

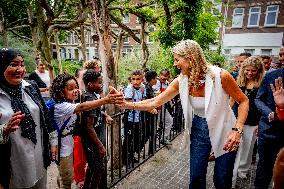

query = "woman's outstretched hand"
[[3, 111, 24, 137], [223, 130, 242, 152], [270, 77, 284, 108]]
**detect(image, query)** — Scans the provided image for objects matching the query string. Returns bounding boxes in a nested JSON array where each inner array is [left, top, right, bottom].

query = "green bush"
[[204, 49, 234, 72], [53, 59, 83, 76]]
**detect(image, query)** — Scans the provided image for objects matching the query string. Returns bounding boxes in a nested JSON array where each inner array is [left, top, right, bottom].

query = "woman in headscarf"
[[116, 40, 249, 189], [0, 48, 57, 189]]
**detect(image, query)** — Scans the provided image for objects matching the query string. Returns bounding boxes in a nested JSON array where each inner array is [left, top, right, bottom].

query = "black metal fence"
[[105, 96, 184, 188]]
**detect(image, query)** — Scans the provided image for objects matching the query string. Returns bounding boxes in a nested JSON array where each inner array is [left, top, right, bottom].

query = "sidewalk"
[[113, 133, 265, 189], [47, 133, 271, 189]]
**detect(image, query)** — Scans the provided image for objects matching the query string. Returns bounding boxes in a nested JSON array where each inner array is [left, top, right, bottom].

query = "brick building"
[[221, 0, 284, 57], [58, 6, 154, 61]]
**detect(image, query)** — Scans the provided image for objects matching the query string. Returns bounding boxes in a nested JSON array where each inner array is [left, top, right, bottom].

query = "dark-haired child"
[[50, 73, 121, 189], [80, 69, 107, 189], [122, 70, 146, 164]]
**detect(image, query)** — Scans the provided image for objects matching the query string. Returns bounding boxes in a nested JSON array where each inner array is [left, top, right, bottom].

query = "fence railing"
[[105, 96, 184, 188]]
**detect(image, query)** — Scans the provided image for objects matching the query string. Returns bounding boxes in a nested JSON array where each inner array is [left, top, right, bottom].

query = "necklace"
[[191, 79, 206, 90]]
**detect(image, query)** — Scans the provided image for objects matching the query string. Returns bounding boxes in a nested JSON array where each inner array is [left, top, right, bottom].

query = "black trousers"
[[255, 125, 284, 189]]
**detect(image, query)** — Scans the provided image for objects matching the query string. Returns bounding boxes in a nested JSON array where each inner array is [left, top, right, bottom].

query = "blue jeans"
[[189, 115, 237, 189]]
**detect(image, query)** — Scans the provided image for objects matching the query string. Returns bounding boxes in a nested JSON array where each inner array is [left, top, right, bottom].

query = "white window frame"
[[147, 26, 155, 44], [264, 5, 279, 27], [122, 48, 132, 56], [123, 37, 129, 44], [247, 7, 261, 27], [232, 8, 244, 28], [244, 49, 255, 55], [136, 16, 140, 24], [261, 49, 272, 55], [224, 49, 231, 55]]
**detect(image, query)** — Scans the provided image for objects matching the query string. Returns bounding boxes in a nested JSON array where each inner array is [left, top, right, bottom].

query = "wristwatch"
[[232, 127, 243, 135]]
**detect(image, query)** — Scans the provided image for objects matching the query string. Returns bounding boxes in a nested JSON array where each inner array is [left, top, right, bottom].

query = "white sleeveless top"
[[189, 96, 205, 117], [179, 65, 236, 158]]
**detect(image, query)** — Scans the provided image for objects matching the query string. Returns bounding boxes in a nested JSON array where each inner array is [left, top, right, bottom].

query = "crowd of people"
[[0, 40, 284, 189]]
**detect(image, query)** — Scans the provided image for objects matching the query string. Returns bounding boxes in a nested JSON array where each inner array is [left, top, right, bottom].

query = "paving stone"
[[47, 132, 272, 189], [113, 133, 270, 189]]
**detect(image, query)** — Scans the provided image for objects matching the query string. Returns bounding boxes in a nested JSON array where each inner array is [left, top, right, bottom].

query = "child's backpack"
[[45, 99, 71, 165]]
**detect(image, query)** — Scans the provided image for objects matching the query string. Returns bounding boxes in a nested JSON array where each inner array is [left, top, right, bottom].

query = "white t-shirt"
[[35, 70, 50, 87], [54, 102, 78, 157], [35, 70, 50, 97]]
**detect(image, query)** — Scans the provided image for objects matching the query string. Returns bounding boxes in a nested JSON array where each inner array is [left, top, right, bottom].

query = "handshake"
[[106, 86, 125, 106], [106, 86, 156, 114]]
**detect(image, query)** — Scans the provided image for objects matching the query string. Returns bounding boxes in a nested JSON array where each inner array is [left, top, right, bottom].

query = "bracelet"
[[232, 127, 243, 135], [276, 107, 284, 121]]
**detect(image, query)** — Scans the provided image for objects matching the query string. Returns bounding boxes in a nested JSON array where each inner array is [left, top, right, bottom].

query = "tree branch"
[[106, 0, 117, 7], [8, 25, 30, 30], [110, 13, 141, 43], [7, 18, 28, 28], [47, 13, 87, 35], [54, 0, 66, 18], [10, 30, 33, 41], [40, 0, 55, 19], [109, 1, 155, 10], [162, 0, 171, 32], [109, 6, 157, 24]]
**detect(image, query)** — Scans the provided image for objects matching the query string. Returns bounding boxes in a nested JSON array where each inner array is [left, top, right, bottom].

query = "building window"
[[123, 14, 129, 24], [261, 49, 272, 55], [67, 49, 72, 59], [86, 49, 90, 60], [74, 34, 78, 44], [122, 48, 132, 56], [264, 5, 279, 26], [244, 49, 255, 55], [232, 8, 244, 28], [123, 37, 129, 44], [136, 16, 141, 24], [248, 7, 261, 27], [224, 49, 231, 55], [147, 26, 155, 44]]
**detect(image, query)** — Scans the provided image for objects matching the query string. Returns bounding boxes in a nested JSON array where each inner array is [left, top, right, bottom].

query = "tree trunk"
[[79, 25, 87, 62], [35, 0, 54, 80], [113, 30, 123, 88], [27, 6, 38, 58], [91, 0, 120, 169], [54, 31, 63, 74], [140, 19, 149, 68], [0, 8, 8, 47]]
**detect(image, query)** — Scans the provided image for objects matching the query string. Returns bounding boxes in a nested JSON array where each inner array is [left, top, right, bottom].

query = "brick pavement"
[[47, 133, 272, 189], [113, 133, 271, 189]]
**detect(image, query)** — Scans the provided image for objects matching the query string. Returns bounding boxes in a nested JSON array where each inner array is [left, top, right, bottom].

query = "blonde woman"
[[116, 40, 249, 189], [230, 56, 265, 187]]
